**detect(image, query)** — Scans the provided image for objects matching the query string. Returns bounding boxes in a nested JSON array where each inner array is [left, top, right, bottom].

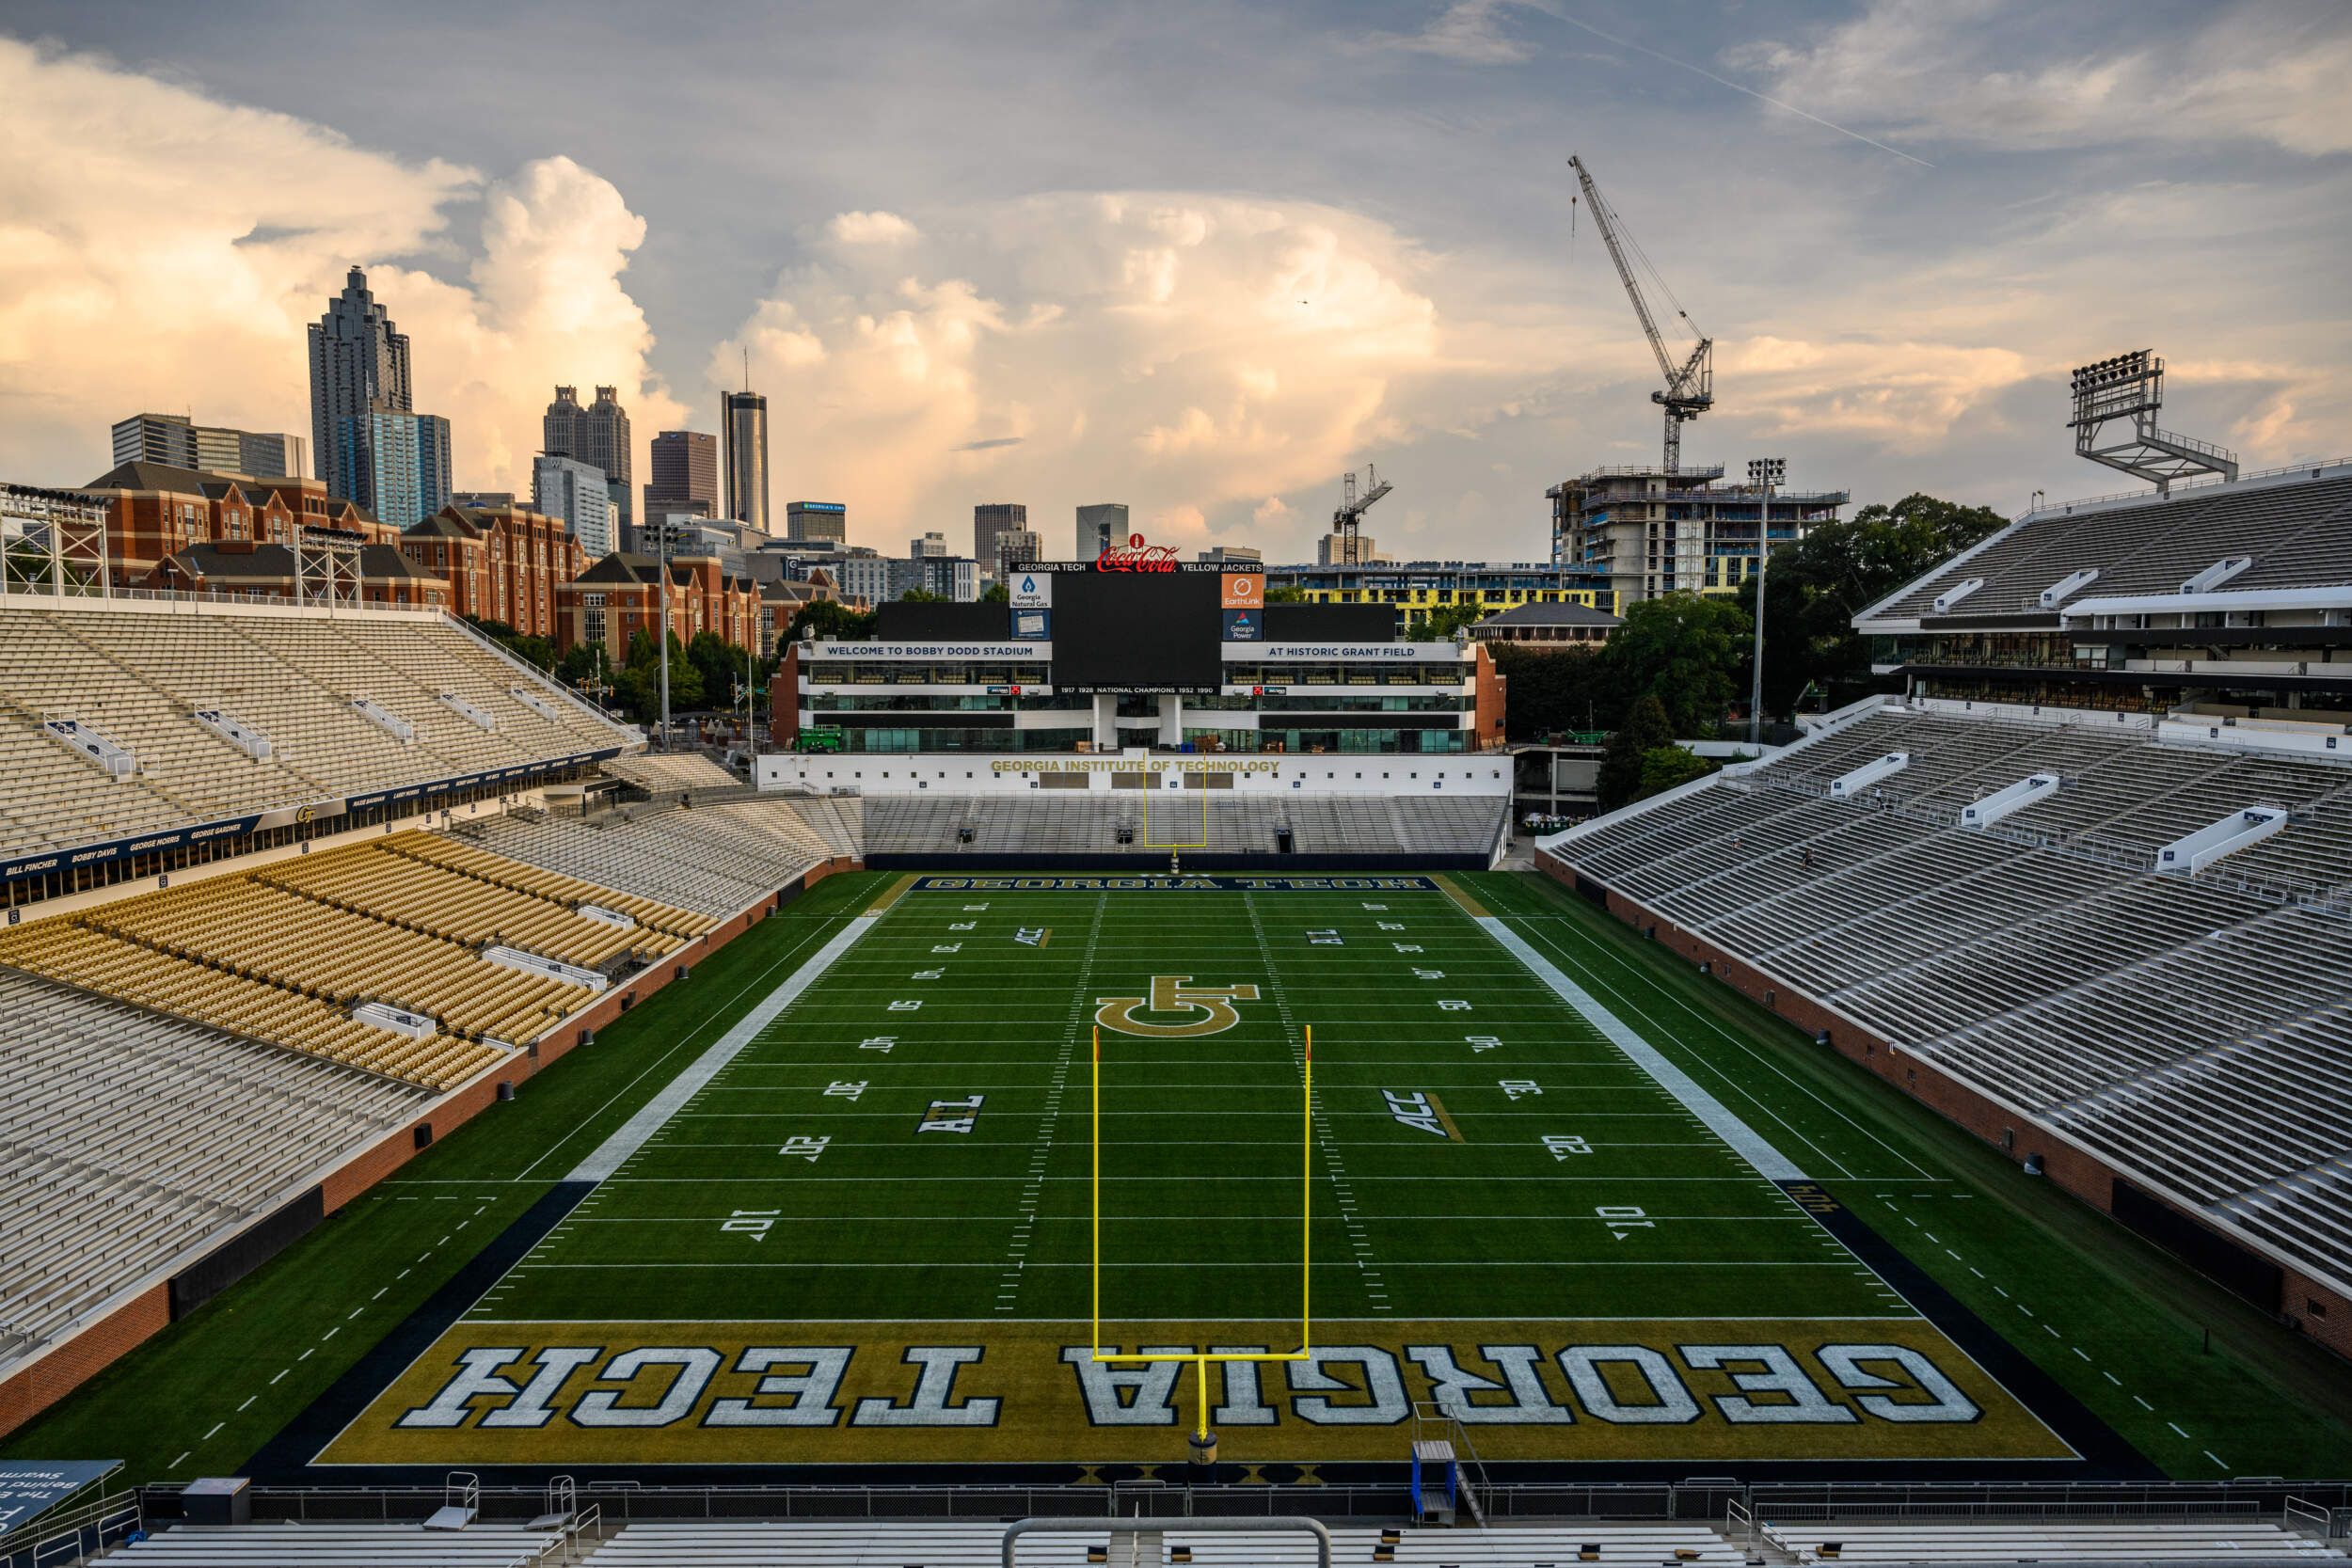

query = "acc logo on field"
[[1095, 975, 1260, 1037]]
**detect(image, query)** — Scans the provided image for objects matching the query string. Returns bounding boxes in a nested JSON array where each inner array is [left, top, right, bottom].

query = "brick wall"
[[0, 853, 866, 1438], [1542, 847, 2351, 1362]]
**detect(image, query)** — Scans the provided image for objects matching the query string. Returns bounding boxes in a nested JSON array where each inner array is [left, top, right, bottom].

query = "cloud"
[[1738, 0, 2352, 156], [825, 210, 920, 246], [1361, 0, 1534, 64], [0, 39, 681, 499], [716, 193, 1490, 558]]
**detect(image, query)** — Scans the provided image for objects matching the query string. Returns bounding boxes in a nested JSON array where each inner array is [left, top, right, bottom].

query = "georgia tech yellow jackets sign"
[[321, 1317, 2072, 1465]]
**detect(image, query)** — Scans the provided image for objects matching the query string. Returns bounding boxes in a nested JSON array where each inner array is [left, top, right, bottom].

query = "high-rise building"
[[1196, 545, 1263, 564], [545, 385, 633, 529], [974, 502, 1026, 569], [533, 452, 616, 559], [1546, 464, 1846, 603], [644, 430, 720, 526], [1317, 531, 1389, 566], [993, 528, 1041, 582], [111, 413, 306, 480], [1076, 501, 1127, 560], [331, 408, 451, 531], [785, 500, 847, 544], [723, 389, 770, 534], [309, 267, 415, 505], [909, 531, 950, 559]]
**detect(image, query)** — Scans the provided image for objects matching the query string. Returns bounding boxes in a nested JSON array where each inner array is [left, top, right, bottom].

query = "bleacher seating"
[[578, 1521, 1745, 1566], [602, 752, 740, 795], [104, 1523, 564, 1563], [1759, 1519, 2342, 1563], [1868, 471, 2352, 623], [452, 799, 844, 918], [1546, 702, 2352, 1295], [854, 792, 1506, 860], [0, 971, 426, 1379], [0, 598, 634, 863]]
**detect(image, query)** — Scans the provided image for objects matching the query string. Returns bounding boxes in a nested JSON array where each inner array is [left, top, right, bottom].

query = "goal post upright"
[[1090, 1022, 1314, 1443]]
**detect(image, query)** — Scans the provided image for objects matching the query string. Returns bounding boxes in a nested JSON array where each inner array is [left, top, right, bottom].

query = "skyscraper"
[[785, 500, 847, 544], [309, 267, 414, 505], [644, 430, 720, 524], [533, 452, 616, 559], [723, 389, 770, 534], [974, 502, 1026, 569], [545, 385, 633, 528], [337, 408, 451, 529], [111, 413, 307, 480], [1076, 502, 1128, 560]]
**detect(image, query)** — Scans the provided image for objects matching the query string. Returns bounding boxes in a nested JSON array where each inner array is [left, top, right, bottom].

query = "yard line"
[[993, 889, 1106, 1314]]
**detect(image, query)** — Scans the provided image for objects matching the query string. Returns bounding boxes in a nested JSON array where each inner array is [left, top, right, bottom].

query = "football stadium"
[[0, 466, 2349, 1562]]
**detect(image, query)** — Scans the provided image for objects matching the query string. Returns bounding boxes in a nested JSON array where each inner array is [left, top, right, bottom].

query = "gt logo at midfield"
[[1094, 975, 1261, 1037]]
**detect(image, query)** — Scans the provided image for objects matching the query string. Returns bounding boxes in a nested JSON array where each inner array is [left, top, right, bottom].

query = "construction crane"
[[1330, 465, 1393, 563], [1569, 153, 1712, 474]]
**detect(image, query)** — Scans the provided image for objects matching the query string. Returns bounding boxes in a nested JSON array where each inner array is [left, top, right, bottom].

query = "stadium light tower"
[[1746, 457, 1784, 749], [2067, 351, 2238, 495]]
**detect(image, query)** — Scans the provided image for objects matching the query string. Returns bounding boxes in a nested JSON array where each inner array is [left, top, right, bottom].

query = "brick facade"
[[1539, 849, 2351, 1362]]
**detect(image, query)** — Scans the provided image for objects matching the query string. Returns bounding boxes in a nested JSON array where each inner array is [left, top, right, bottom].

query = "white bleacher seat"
[[104, 1521, 561, 1563]]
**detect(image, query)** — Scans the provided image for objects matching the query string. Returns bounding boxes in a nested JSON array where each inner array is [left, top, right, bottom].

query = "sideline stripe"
[[1477, 915, 1807, 1181], [566, 915, 878, 1182]]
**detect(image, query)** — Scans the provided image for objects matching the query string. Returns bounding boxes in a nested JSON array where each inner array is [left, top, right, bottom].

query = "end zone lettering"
[[326, 1317, 2070, 1465]]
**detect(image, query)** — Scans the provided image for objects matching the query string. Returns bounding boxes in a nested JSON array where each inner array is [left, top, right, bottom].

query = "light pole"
[[655, 519, 672, 750], [1747, 457, 1785, 749]]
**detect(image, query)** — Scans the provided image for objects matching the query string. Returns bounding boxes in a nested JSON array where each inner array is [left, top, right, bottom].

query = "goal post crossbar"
[[1089, 1023, 1312, 1440]]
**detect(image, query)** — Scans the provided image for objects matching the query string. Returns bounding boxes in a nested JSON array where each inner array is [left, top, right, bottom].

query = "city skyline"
[[1, 3, 2345, 563]]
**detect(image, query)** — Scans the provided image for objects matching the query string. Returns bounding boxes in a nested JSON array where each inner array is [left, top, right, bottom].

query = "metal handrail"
[[1003, 1514, 1331, 1568]]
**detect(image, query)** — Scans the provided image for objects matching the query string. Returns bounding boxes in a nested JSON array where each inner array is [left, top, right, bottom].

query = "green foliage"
[[613, 627, 704, 721], [1748, 492, 2009, 718], [1488, 644, 1610, 743], [787, 599, 878, 643], [687, 630, 755, 710], [1599, 593, 1751, 737], [979, 580, 1009, 604], [1597, 692, 1674, 811], [1636, 743, 1718, 799], [462, 615, 557, 671], [1263, 584, 1307, 603], [898, 587, 948, 603], [1414, 601, 1486, 641]]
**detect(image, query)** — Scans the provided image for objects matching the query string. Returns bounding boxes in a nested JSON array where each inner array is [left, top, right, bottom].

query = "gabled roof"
[[1473, 600, 1621, 628], [405, 510, 482, 540], [571, 551, 666, 586], [84, 460, 218, 495]]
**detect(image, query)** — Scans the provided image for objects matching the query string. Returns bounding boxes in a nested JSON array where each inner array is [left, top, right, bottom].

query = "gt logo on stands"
[[1094, 975, 1260, 1037]]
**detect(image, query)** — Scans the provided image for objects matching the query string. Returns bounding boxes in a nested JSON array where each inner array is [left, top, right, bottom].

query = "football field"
[[317, 872, 2080, 1470]]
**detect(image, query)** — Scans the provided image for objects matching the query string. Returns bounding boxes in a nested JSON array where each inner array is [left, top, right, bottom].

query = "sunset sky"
[[1, 0, 2344, 562]]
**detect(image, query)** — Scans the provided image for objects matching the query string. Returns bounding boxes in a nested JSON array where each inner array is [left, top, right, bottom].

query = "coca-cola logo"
[[1095, 531, 1178, 572]]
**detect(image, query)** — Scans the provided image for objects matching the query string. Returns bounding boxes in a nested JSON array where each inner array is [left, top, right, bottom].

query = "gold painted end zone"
[[322, 1316, 2072, 1466]]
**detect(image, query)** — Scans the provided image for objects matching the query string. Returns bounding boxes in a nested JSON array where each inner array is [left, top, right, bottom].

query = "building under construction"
[[1548, 464, 1847, 604], [1556, 155, 1848, 605]]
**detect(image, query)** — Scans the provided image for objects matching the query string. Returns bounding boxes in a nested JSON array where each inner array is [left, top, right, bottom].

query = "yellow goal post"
[[1090, 1023, 1313, 1442]]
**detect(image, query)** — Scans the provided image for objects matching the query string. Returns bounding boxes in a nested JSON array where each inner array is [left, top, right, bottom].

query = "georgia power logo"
[[1094, 975, 1261, 1037]]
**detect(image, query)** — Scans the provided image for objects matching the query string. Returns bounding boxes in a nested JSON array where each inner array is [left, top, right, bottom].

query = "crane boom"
[[1569, 153, 1713, 472]]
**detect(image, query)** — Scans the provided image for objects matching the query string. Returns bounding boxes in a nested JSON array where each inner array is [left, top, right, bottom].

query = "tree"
[[687, 630, 749, 710], [1597, 693, 1674, 811], [1264, 584, 1308, 604], [614, 627, 703, 723], [1488, 643, 1612, 742], [898, 587, 948, 603], [1745, 492, 2009, 719], [787, 599, 877, 643], [1416, 601, 1487, 641], [1636, 744, 1717, 800], [1599, 593, 1751, 737], [979, 580, 1009, 604]]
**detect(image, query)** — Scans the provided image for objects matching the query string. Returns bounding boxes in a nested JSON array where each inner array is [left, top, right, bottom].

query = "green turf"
[[487, 879, 1894, 1326], [8, 866, 2348, 1481]]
